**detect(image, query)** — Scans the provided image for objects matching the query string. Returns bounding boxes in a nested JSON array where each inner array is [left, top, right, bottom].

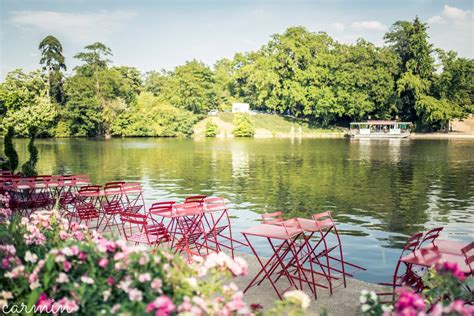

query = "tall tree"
[[74, 42, 113, 97], [384, 17, 435, 124], [39, 35, 67, 104]]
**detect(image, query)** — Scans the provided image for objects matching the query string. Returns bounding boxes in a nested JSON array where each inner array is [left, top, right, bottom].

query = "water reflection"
[[5, 138, 474, 282]]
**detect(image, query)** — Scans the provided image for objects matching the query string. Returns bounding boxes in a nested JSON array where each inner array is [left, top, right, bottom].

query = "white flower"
[[24, 251, 38, 263], [283, 290, 310, 309], [56, 273, 69, 283], [187, 277, 198, 288], [361, 304, 371, 312], [55, 254, 66, 263], [382, 305, 393, 312], [102, 290, 111, 302], [360, 294, 367, 304], [128, 288, 142, 302], [1, 291, 13, 300], [369, 291, 377, 302], [30, 280, 40, 290], [80, 275, 94, 284]]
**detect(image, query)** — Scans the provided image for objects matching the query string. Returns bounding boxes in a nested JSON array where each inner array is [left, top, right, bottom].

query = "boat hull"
[[352, 133, 410, 139]]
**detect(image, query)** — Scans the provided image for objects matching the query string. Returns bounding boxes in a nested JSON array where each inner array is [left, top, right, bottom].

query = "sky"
[[0, 0, 473, 79]]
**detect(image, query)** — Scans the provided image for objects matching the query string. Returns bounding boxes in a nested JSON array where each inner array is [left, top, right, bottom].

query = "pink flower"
[[53, 297, 79, 313], [78, 252, 87, 261], [36, 293, 53, 312], [107, 276, 115, 286], [128, 289, 143, 302], [147, 296, 176, 316], [59, 231, 69, 240], [151, 278, 163, 292], [138, 273, 151, 283], [436, 261, 466, 281], [98, 258, 108, 268], [74, 231, 84, 241], [63, 261, 72, 272], [394, 289, 425, 315]]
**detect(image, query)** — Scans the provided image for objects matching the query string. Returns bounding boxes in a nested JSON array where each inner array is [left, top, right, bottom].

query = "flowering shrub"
[[359, 262, 473, 316], [0, 209, 309, 315]]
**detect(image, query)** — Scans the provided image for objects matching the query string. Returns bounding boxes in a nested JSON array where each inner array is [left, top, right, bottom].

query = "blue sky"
[[1, 0, 473, 78]]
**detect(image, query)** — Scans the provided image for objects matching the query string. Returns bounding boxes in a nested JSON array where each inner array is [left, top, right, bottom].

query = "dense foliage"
[[232, 114, 255, 137], [0, 18, 472, 137]]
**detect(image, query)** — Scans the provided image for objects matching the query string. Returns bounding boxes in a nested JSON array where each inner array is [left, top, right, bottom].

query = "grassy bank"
[[194, 113, 344, 138]]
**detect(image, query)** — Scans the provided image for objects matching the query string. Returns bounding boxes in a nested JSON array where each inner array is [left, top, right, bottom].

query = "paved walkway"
[[234, 253, 389, 315]]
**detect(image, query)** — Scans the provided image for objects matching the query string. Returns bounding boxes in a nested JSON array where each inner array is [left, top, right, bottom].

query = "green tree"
[[433, 50, 473, 117], [233, 114, 255, 137], [160, 60, 216, 114], [39, 35, 67, 103], [384, 17, 435, 125]]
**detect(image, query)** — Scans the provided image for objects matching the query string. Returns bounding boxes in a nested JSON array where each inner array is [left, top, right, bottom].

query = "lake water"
[[9, 137, 474, 283]]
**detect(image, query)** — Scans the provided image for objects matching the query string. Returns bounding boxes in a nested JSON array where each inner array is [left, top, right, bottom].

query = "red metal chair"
[[66, 201, 100, 230], [184, 195, 206, 204], [99, 200, 124, 236], [378, 232, 425, 302], [242, 219, 306, 299], [120, 212, 170, 247], [418, 227, 444, 249], [308, 211, 367, 295], [261, 211, 284, 224], [121, 182, 145, 213], [461, 242, 474, 301]]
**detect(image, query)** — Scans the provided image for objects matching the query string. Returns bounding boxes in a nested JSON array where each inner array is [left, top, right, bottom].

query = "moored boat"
[[350, 120, 412, 138]]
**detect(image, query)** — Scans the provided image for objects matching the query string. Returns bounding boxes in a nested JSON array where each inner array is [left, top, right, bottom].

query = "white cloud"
[[350, 20, 387, 31], [9, 10, 137, 42], [331, 22, 345, 32], [443, 5, 468, 20], [427, 15, 446, 25]]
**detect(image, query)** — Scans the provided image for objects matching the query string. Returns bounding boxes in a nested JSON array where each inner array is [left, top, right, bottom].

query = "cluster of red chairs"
[[0, 173, 90, 216], [378, 227, 474, 302], [242, 211, 366, 299]]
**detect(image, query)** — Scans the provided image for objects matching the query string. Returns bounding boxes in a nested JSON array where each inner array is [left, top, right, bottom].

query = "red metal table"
[[401, 240, 471, 275], [241, 222, 307, 299]]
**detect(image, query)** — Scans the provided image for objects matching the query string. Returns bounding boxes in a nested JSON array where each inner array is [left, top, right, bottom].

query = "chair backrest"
[[261, 211, 283, 225], [120, 211, 147, 238], [79, 185, 101, 193], [75, 202, 98, 219], [312, 211, 335, 231], [419, 227, 444, 248], [403, 233, 423, 251], [462, 242, 474, 273], [184, 195, 206, 204], [104, 181, 125, 189], [203, 196, 226, 211], [149, 201, 175, 214], [104, 184, 123, 195]]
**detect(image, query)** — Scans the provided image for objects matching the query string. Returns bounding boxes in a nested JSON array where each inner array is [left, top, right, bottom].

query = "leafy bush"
[[232, 114, 255, 137], [1, 126, 19, 172], [359, 262, 473, 316], [112, 92, 197, 137], [0, 207, 309, 315], [205, 120, 218, 137], [20, 127, 39, 177]]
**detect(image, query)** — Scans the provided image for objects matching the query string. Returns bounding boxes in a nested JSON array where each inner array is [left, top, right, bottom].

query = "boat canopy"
[[350, 120, 413, 127]]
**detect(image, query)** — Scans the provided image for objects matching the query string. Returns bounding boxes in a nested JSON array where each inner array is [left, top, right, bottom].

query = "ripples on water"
[[9, 137, 474, 283]]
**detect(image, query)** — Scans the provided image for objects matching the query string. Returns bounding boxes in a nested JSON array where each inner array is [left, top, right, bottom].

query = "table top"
[[242, 223, 303, 240], [401, 240, 471, 274]]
